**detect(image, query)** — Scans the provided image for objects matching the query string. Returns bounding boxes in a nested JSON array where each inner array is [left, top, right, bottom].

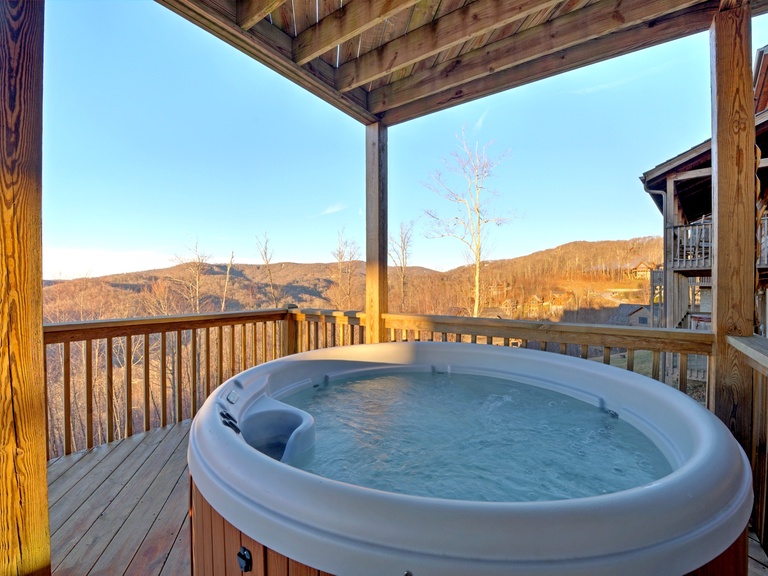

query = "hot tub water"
[[280, 370, 672, 501]]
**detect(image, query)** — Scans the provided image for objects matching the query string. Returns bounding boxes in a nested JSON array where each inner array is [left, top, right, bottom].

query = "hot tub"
[[188, 342, 752, 576]]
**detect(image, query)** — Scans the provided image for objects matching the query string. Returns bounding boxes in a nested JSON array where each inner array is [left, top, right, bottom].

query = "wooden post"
[[711, 3, 755, 455], [282, 305, 299, 356], [0, 1, 51, 574], [365, 123, 388, 344]]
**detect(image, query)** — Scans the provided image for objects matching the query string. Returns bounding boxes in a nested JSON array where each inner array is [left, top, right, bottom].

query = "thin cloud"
[[474, 108, 489, 130], [320, 203, 347, 216]]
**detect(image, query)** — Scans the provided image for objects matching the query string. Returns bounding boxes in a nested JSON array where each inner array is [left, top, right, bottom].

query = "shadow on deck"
[[47, 419, 768, 575]]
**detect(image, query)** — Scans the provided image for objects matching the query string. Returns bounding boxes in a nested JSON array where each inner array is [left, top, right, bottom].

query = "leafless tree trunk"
[[389, 220, 415, 312], [256, 233, 282, 308], [330, 228, 361, 310], [173, 242, 210, 313], [424, 129, 510, 317], [221, 251, 234, 312]]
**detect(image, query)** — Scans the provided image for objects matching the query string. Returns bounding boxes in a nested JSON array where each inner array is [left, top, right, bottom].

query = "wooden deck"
[[47, 419, 768, 575], [47, 421, 191, 576]]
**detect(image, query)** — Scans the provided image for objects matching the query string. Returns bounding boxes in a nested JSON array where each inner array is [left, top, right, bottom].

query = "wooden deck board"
[[48, 422, 191, 576], [48, 420, 768, 575]]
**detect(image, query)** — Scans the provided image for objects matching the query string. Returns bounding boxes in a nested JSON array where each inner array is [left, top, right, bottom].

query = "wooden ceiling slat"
[[368, 0, 705, 114], [389, 0, 443, 83], [268, 0, 295, 35], [237, 0, 289, 30], [293, 0, 316, 36], [335, 0, 562, 92], [294, 0, 421, 66], [378, 2, 718, 125]]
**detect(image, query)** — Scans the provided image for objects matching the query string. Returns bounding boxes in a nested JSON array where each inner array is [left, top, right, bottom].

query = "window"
[[639, 317, 648, 325]]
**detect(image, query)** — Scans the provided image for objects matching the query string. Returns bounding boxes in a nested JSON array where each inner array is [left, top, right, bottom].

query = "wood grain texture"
[[294, 0, 420, 65], [711, 4, 756, 455], [368, 0, 703, 113], [335, 0, 561, 91], [379, 1, 718, 125], [365, 123, 388, 344], [0, 0, 49, 573], [237, 0, 288, 30]]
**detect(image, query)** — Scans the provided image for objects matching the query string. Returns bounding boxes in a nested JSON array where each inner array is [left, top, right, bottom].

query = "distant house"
[[628, 305, 656, 327], [631, 262, 654, 280], [528, 295, 545, 317], [607, 303, 646, 326]]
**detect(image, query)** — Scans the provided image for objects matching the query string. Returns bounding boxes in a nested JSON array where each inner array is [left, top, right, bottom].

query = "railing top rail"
[[383, 313, 714, 355], [43, 308, 290, 344], [288, 308, 365, 323], [729, 335, 768, 377]]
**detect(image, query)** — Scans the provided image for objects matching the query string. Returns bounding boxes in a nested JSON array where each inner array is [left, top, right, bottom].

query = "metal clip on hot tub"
[[238, 397, 315, 466]]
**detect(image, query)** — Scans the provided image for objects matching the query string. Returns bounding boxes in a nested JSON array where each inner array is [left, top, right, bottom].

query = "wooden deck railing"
[[43, 309, 290, 458], [728, 335, 768, 545], [672, 222, 712, 270], [43, 308, 714, 459]]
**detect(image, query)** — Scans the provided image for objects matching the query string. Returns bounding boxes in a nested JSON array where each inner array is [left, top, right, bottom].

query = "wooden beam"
[[294, 0, 421, 66], [335, 0, 562, 92], [720, 0, 743, 9], [156, 0, 377, 124], [379, 1, 717, 125], [711, 4, 755, 455], [365, 123, 388, 344], [0, 1, 50, 574], [237, 0, 288, 30], [369, 0, 703, 114]]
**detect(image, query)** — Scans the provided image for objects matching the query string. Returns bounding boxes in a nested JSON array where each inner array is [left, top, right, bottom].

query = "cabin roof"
[[640, 43, 768, 221], [158, 0, 768, 126]]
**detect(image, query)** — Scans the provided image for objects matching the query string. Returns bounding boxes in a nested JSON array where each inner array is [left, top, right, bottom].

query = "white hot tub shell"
[[188, 342, 752, 576]]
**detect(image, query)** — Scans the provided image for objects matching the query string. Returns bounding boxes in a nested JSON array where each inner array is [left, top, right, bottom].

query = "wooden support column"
[[664, 176, 676, 330], [0, 1, 50, 575], [365, 122, 388, 344], [711, 3, 755, 455]]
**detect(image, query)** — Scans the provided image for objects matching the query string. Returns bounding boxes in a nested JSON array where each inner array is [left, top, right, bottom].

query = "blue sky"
[[42, 1, 768, 279]]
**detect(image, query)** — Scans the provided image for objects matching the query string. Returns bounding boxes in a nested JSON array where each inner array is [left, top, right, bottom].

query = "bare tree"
[[256, 233, 283, 308], [389, 220, 415, 312], [425, 130, 510, 317], [221, 251, 234, 312], [172, 242, 211, 313], [329, 228, 361, 310]]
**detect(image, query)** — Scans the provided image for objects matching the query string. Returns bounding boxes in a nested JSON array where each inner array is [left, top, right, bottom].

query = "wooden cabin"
[[4, 0, 768, 574]]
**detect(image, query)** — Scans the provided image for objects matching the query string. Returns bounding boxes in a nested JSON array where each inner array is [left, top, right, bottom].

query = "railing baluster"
[[559, 343, 567, 355], [272, 321, 278, 359], [679, 353, 688, 394], [107, 337, 114, 442], [240, 324, 246, 372], [143, 334, 150, 432], [217, 325, 223, 387], [251, 322, 257, 367], [161, 331, 167, 427], [85, 338, 93, 450], [63, 341, 71, 455], [261, 322, 267, 363], [603, 347, 611, 365], [228, 325, 235, 379], [541, 341, 548, 352], [581, 344, 588, 359], [627, 349, 635, 372], [176, 329, 183, 422], [192, 328, 198, 416], [652, 350, 661, 381], [205, 327, 211, 397], [125, 335, 133, 437]]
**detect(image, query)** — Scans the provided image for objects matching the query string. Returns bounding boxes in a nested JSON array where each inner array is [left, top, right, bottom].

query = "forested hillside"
[[44, 236, 662, 324]]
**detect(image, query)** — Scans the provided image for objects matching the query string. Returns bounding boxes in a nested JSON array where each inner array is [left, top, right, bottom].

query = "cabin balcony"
[[671, 221, 712, 271], [672, 215, 768, 272], [42, 308, 768, 574]]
